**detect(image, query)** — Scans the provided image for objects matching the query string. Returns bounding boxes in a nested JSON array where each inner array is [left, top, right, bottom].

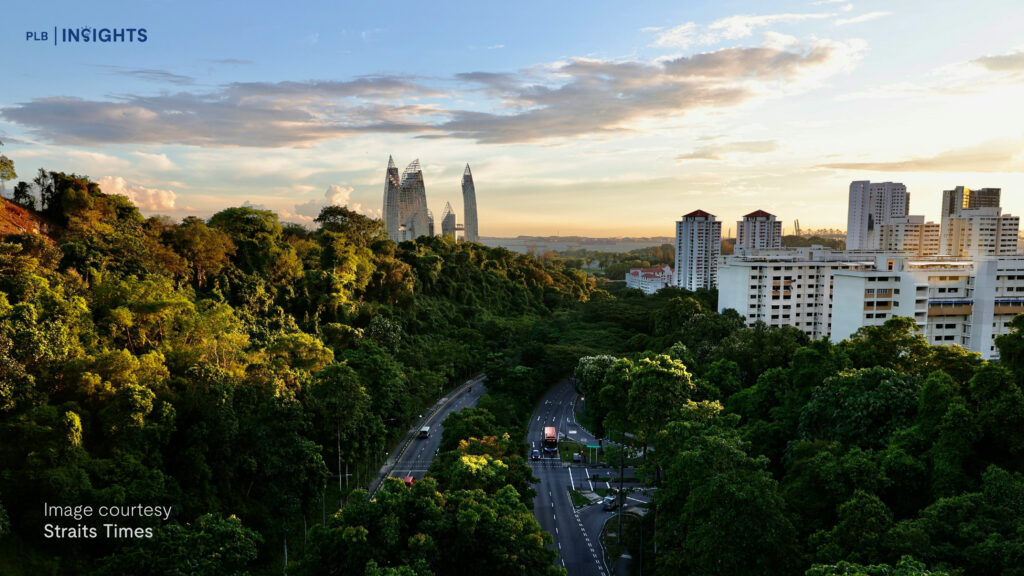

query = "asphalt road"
[[387, 374, 487, 483], [528, 379, 653, 576]]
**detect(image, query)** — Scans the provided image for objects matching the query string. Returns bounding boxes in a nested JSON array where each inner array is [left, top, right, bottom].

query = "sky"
[[3, 0, 1024, 237]]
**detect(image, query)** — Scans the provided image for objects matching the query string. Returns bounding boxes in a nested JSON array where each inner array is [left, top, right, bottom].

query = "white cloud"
[[97, 176, 177, 212], [289, 184, 379, 223], [652, 22, 698, 49], [708, 13, 832, 41], [132, 151, 175, 171], [835, 11, 891, 26]]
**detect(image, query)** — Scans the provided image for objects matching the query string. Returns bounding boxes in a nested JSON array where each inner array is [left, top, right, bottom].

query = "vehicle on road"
[[543, 426, 558, 455], [531, 449, 541, 460], [418, 426, 430, 439]]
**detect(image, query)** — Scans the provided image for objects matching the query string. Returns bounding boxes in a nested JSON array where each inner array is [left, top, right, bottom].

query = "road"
[[370, 374, 486, 495], [528, 379, 652, 576]]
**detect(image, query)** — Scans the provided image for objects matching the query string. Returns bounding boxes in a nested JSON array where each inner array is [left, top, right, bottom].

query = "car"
[[531, 449, 541, 460], [602, 495, 618, 511]]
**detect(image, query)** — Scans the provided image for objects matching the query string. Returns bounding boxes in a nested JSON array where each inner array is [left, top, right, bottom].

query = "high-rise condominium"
[[736, 210, 782, 252], [675, 210, 721, 290], [846, 181, 909, 250]]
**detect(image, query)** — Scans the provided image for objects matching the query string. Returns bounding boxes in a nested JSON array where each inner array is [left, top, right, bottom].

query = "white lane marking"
[[568, 468, 575, 491]]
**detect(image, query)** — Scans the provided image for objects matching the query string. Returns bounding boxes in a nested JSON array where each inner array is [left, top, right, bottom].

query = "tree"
[[94, 514, 261, 576], [806, 556, 950, 576], [799, 367, 922, 448], [171, 216, 236, 287], [0, 140, 15, 193], [12, 181, 34, 209]]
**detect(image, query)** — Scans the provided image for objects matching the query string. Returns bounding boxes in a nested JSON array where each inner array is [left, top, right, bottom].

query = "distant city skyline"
[[4, 1, 1024, 236]]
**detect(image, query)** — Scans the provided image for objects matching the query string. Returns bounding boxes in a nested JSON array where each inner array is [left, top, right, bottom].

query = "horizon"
[[4, 1, 1024, 236]]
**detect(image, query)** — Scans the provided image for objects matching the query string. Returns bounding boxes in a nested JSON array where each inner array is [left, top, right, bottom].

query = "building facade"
[[719, 250, 1024, 360], [625, 266, 674, 294], [675, 210, 721, 290], [846, 181, 909, 250], [736, 210, 782, 252]]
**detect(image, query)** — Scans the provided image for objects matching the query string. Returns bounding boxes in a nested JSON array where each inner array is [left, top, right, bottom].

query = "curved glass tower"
[[461, 164, 478, 243]]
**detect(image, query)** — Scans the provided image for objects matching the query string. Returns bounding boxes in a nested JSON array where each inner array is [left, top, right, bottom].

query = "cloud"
[[104, 67, 195, 85], [2, 37, 863, 147], [677, 140, 779, 160], [97, 176, 177, 211], [1, 77, 443, 148], [133, 151, 175, 171], [207, 58, 254, 66], [708, 13, 832, 40], [972, 50, 1024, 75], [651, 13, 829, 48], [816, 138, 1024, 172], [440, 39, 862, 143], [835, 11, 891, 26], [652, 22, 698, 49], [292, 184, 378, 222]]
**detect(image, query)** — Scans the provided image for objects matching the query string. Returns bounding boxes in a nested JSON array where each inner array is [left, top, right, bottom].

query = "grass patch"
[[558, 439, 583, 462], [569, 490, 590, 507]]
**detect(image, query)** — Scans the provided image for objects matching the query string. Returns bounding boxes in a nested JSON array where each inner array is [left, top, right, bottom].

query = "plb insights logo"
[[26, 27, 148, 45]]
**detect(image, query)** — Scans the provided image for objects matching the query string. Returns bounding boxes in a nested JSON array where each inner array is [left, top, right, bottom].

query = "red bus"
[[543, 426, 558, 455]]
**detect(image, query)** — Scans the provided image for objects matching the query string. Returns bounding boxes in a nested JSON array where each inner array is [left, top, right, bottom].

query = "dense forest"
[[2, 164, 1024, 576], [563, 286, 1024, 575], [0, 169, 592, 575]]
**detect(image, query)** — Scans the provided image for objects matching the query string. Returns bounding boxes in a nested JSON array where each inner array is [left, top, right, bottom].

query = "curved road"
[[370, 374, 487, 496]]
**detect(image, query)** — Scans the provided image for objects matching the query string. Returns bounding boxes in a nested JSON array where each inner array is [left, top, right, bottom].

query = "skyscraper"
[[846, 181, 909, 250], [675, 210, 721, 290], [383, 157, 431, 242], [461, 164, 479, 243], [440, 202, 456, 238], [383, 156, 401, 241]]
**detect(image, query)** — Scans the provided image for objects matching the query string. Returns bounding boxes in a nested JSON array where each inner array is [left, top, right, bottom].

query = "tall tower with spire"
[[383, 156, 401, 241], [461, 164, 479, 243]]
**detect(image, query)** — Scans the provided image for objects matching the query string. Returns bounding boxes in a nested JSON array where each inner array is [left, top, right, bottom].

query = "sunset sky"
[[4, 0, 1024, 237]]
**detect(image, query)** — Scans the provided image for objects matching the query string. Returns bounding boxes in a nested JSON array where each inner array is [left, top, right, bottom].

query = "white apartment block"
[[846, 181, 909, 250], [879, 215, 941, 257], [717, 247, 874, 340], [736, 210, 782, 252], [719, 250, 1024, 360], [625, 266, 674, 294], [675, 210, 721, 290], [941, 207, 1020, 257]]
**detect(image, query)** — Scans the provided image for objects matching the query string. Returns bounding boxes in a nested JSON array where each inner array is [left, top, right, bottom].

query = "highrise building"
[[675, 210, 721, 290], [736, 210, 782, 252], [440, 202, 457, 238], [382, 157, 430, 242], [879, 216, 941, 257], [846, 181, 909, 250], [462, 164, 479, 243], [383, 156, 402, 241], [939, 187, 1009, 255]]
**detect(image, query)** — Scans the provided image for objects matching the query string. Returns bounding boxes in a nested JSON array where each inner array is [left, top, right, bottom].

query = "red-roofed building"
[[625, 265, 674, 294], [675, 210, 721, 290], [737, 210, 782, 252]]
